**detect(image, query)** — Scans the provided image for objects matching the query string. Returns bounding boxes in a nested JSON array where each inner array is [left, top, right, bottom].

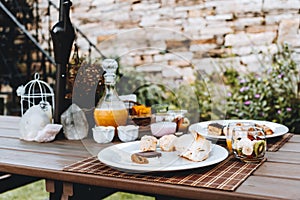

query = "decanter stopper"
[[102, 59, 118, 85]]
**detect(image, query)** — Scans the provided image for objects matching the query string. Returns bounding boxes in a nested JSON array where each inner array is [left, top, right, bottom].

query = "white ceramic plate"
[[189, 119, 289, 140], [98, 141, 228, 172]]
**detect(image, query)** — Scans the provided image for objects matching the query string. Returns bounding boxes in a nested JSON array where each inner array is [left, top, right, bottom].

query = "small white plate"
[[189, 119, 289, 140], [98, 141, 228, 172]]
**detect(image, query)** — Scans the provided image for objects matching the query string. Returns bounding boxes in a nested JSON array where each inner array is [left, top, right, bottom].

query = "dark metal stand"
[[54, 63, 68, 124], [51, 0, 75, 126]]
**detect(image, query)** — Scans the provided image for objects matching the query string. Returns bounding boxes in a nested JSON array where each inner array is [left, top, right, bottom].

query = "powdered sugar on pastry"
[[140, 135, 158, 152], [159, 134, 177, 152], [174, 133, 194, 154], [179, 131, 212, 162]]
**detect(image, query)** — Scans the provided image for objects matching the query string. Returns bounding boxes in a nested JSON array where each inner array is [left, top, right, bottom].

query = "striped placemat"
[[63, 155, 265, 191], [267, 133, 293, 152]]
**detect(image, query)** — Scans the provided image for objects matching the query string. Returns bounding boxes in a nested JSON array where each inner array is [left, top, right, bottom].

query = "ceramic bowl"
[[92, 126, 115, 143], [150, 121, 177, 137], [117, 125, 139, 142]]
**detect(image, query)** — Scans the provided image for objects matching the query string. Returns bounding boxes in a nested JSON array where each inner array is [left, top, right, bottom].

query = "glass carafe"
[[94, 59, 128, 128]]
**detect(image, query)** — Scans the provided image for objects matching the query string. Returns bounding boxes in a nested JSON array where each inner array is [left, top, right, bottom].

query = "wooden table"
[[1, 115, 300, 200]]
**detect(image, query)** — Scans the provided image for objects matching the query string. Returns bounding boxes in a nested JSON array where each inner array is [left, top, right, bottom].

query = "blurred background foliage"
[[114, 44, 299, 133], [223, 44, 300, 133]]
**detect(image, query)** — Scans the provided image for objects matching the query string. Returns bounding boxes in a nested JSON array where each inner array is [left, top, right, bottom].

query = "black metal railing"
[[0, 0, 104, 115], [0, 1, 55, 64]]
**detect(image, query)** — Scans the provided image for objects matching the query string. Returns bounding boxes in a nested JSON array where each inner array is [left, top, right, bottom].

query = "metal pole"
[[54, 63, 67, 124], [51, 0, 75, 126]]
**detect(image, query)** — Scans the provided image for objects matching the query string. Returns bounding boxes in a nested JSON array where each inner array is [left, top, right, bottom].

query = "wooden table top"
[[1, 115, 300, 200]]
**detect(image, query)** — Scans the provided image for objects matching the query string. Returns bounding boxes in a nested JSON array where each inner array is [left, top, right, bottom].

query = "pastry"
[[176, 132, 211, 162], [255, 124, 274, 135], [131, 151, 162, 165], [140, 135, 158, 152], [159, 134, 177, 152], [131, 154, 149, 164], [207, 123, 224, 136], [173, 133, 194, 153]]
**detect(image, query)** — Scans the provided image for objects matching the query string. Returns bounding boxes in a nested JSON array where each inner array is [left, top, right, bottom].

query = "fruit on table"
[[253, 140, 266, 157], [132, 105, 151, 116]]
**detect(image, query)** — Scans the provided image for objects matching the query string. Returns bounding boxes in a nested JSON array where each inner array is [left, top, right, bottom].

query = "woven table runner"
[[63, 133, 292, 191], [63, 155, 265, 191], [267, 133, 293, 152]]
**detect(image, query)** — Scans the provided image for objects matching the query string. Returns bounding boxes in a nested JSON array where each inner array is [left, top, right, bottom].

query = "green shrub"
[[223, 44, 300, 132]]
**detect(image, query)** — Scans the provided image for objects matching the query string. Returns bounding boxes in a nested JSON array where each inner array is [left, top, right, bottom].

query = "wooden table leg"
[[46, 179, 63, 200], [46, 179, 55, 193], [61, 182, 73, 200], [46, 180, 74, 200]]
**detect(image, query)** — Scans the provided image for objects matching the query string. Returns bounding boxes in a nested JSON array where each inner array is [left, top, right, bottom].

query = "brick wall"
[[41, 0, 300, 81]]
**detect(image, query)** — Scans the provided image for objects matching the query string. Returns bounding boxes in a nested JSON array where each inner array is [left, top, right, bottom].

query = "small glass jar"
[[231, 126, 266, 163], [225, 121, 255, 153], [167, 110, 188, 132]]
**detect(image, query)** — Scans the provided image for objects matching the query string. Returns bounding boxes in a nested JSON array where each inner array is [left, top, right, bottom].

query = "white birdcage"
[[17, 73, 55, 118]]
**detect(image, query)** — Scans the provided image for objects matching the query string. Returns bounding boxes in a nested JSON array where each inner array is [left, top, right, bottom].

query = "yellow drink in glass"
[[94, 108, 128, 128]]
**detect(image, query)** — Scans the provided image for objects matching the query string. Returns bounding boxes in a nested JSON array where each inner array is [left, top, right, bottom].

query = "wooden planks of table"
[[0, 115, 300, 200]]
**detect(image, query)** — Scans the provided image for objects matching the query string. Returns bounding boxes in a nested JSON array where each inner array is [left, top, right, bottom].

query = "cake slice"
[[207, 123, 224, 136]]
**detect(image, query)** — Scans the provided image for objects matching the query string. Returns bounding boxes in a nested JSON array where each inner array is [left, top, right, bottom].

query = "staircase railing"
[[0, 0, 105, 71], [0, 0, 104, 114], [0, 1, 55, 64]]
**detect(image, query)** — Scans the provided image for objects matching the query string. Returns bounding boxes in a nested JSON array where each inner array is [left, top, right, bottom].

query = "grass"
[[0, 180, 154, 200], [0, 180, 48, 200], [104, 192, 154, 200]]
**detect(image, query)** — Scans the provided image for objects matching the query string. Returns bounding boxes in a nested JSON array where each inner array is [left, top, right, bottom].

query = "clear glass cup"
[[224, 121, 255, 153], [167, 110, 188, 132], [231, 126, 266, 162]]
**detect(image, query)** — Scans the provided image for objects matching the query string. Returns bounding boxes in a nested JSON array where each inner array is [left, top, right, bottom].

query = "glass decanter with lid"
[[94, 59, 128, 128]]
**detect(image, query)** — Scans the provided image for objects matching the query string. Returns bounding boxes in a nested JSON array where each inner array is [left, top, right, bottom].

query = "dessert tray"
[[189, 119, 289, 140], [98, 141, 228, 172]]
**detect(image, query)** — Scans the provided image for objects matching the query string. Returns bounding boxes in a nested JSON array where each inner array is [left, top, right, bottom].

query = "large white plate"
[[98, 141, 228, 172], [189, 119, 289, 140]]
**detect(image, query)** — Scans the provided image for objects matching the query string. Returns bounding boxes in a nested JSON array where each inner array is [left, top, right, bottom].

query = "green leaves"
[[223, 44, 300, 132]]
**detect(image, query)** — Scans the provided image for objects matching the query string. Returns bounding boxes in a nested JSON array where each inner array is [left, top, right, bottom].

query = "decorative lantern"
[[17, 73, 55, 119]]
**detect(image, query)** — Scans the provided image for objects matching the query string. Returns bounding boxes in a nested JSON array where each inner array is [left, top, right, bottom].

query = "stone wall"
[[40, 0, 300, 81]]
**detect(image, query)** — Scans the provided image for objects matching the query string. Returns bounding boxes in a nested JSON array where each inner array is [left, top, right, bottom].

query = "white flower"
[[242, 145, 253, 156], [237, 138, 252, 149]]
